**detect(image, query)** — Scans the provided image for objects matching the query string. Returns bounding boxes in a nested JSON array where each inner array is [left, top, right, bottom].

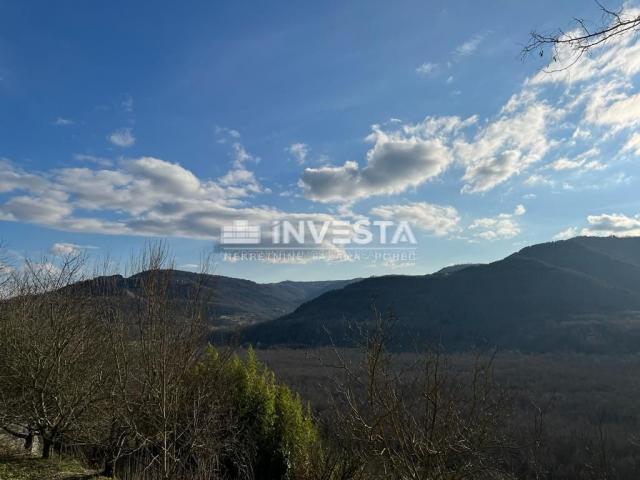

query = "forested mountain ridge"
[[243, 237, 640, 352], [68, 270, 355, 328]]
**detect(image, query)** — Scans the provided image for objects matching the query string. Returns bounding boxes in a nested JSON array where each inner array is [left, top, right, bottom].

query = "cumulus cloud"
[[109, 128, 135, 147], [50, 242, 96, 256], [0, 157, 331, 243], [553, 227, 579, 241], [297, 81, 559, 201], [0, 159, 49, 193], [468, 205, 525, 240], [296, 23, 640, 201], [527, 9, 640, 142], [299, 118, 472, 202], [370, 202, 461, 236], [219, 167, 264, 195], [582, 213, 640, 237], [286, 143, 309, 164], [457, 95, 558, 193], [529, 8, 640, 87], [298, 82, 560, 200], [1, 194, 72, 223]]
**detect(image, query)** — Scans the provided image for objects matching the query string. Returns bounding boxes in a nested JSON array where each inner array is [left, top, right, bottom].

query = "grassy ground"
[[0, 444, 108, 480]]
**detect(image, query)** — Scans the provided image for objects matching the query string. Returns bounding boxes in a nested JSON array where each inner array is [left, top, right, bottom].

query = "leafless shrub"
[[323, 307, 521, 480]]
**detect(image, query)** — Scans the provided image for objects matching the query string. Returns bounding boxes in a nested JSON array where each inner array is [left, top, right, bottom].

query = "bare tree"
[[95, 242, 241, 479], [0, 242, 256, 479], [0, 253, 110, 459], [326, 308, 518, 480], [523, 1, 640, 69]]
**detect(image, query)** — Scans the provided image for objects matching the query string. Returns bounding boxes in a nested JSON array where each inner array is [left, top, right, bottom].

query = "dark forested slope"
[[70, 270, 354, 327], [244, 237, 640, 352]]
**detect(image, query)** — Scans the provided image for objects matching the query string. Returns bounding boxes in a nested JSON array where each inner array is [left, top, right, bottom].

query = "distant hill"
[[243, 237, 640, 353], [72, 270, 354, 328]]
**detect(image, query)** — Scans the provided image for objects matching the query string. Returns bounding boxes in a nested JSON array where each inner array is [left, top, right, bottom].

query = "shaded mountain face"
[[71, 270, 354, 328], [243, 237, 640, 353]]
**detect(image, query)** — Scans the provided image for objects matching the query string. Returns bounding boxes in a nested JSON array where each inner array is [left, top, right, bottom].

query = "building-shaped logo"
[[220, 220, 261, 244]]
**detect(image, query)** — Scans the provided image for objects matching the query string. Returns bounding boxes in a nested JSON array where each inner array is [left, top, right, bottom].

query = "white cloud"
[[623, 132, 640, 156], [215, 126, 241, 142], [529, 9, 640, 87], [524, 174, 554, 187], [298, 84, 560, 200], [215, 126, 261, 172], [580, 160, 606, 171], [286, 143, 309, 164], [126, 157, 200, 196], [74, 154, 113, 167], [456, 95, 558, 193], [109, 128, 135, 148], [296, 25, 640, 200], [0, 159, 49, 193], [50, 242, 96, 256], [455, 34, 484, 57], [527, 10, 640, 139], [219, 167, 264, 194], [551, 158, 585, 171], [370, 202, 461, 236], [122, 95, 134, 113], [179, 263, 200, 270], [231, 142, 259, 168], [583, 82, 640, 130], [299, 117, 473, 202], [1, 194, 72, 223], [572, 127, 591, 140], [582, 213, 640, 237], [468, 205, 525, 240], [53, 117, 74, 126], [549, 147, 605, 172], [553, 227, 578, 241], [416, 62, 438, 76], [301, 140, 451, 202], [0, 157, 334, 244]]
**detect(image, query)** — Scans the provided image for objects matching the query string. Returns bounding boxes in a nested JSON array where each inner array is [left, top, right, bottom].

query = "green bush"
[[198, 346, 317, 479]]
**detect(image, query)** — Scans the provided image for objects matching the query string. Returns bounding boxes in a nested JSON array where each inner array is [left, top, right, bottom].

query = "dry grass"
[[0, 444, 108, 480]]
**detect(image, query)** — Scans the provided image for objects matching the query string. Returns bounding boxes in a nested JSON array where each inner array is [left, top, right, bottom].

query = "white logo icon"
[[220, 220, 261, 244]]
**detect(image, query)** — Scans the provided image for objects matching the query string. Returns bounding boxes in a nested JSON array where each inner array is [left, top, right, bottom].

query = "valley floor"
[[0, 443, 106, 480], [257, 348, 640, 477]]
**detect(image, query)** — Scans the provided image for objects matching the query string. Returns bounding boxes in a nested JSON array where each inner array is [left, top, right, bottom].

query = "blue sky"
[[2, 0, 640, 282]]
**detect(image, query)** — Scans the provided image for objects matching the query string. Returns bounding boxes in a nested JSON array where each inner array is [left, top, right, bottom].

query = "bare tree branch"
[[523, 1, 640, 72]]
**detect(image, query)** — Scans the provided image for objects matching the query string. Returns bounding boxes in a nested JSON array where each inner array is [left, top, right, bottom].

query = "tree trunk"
[[103, 458, 115, 478], [24, 433, 33, 452], [42, 437, 52, 459]]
